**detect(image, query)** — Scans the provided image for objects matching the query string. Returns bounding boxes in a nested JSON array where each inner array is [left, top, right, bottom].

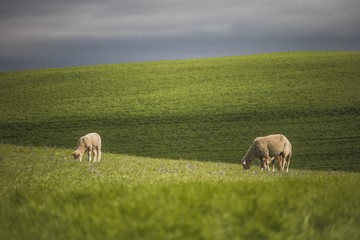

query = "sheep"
[[241, 134, 292, 172], [71, 133, 102, 162]]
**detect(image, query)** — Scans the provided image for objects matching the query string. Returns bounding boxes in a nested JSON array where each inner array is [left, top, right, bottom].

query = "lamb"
[[241, 134, 292, 172], [71, 133, 102, 162]]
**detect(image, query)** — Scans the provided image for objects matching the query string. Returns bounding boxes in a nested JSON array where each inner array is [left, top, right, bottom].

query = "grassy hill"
[[1, 144, 359, 239], [1, 51, 359, 170], [1, 51, 360, 239]]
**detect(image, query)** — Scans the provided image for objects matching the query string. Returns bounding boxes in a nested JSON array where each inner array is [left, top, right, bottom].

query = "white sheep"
[[71, 133, 102, 162], [242, 134, 292, 172]]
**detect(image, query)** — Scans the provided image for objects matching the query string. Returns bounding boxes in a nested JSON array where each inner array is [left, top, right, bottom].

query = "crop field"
[[0, 51, 360, 239]]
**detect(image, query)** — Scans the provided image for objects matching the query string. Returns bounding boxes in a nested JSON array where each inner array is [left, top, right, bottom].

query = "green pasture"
[[0, 51, 360, 170], [0, 144, 359, 239], [0, 52, 360, 239]]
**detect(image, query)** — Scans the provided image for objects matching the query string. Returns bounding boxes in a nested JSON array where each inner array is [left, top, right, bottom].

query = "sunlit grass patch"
[[1, 144, 359, 239]]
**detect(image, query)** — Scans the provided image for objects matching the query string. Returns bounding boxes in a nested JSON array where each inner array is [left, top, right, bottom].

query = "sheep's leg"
[[278, 156, 284, 171], [97, 148, 101, 162], [92, 148, 97, 162], [268, 158, 276, 172], [88, 150, 92, 162], [280, 157, 285, 171], [261, 156, 272, 171], [265, 158, 269, 171], [282, 160, 286, 172], [273, 156, 281, 171], [267, 157, 272, 171], [282, 158, 288, 171], [260, 156, 267, 171], [277, 157, 282, 171], [265, 161, 269, 171], [286, 156, 291, 172]]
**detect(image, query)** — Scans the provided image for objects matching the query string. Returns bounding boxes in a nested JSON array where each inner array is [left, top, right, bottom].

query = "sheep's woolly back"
[[255, 134, 289, 157], [75, 133, 101, 152], [82, 133, 101, 148]]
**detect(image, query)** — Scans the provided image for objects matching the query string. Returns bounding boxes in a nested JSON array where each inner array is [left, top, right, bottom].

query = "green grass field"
[[1, 51, 359, 170], [0, 51, 360, 239], [1, 144, 359, 239]]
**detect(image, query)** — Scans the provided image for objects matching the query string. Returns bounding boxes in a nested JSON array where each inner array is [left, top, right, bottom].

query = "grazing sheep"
[[71, 133, 102, 162], [242, 134, 292, 172]]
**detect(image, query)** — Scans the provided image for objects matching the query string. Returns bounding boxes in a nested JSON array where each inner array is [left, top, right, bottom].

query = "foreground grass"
[[1, 144, 359, 239]]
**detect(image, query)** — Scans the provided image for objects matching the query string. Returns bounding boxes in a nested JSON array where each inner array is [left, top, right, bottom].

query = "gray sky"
[[1, 0, 359, 71]]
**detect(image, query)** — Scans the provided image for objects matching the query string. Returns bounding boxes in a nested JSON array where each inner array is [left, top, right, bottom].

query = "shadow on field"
[[1, 112, 359, 171]]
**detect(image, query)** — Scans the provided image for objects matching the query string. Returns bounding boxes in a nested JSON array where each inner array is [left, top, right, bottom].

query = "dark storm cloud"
[[1, 0, 359, 71]]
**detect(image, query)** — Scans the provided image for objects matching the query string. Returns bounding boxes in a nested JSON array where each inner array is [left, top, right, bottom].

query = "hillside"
[[0, 51, 359, 170], [0, 144, 359, 239]]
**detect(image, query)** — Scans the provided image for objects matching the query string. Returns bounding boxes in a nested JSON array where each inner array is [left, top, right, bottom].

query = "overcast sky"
[[1, 0, 359, 71]]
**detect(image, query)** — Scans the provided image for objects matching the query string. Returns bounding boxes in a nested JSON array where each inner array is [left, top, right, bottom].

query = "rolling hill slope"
[[1, 144, 359, 239], [0, 51, 359, 170]]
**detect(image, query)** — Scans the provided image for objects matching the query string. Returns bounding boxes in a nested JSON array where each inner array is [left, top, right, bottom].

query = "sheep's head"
[[242, 159, 251, 170], [71, 150, 82, 160]]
